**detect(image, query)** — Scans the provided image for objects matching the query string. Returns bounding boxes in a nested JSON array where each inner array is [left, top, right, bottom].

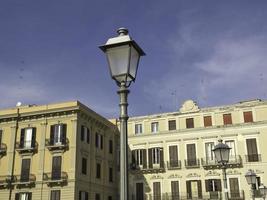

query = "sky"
[[0, 0, 267, 118]]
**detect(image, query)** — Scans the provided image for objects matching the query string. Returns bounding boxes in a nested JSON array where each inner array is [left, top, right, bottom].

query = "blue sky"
[[0, 0, 266, 118]]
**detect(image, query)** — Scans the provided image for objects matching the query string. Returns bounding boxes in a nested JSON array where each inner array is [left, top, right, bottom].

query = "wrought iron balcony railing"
[[202, 155, 242, 169], [130, 162, 165, 173], [43, 172, 68, 186], [245, 154, 261, 162], [227, 190, 245, 200], [184, 159, 200, 168], [13, 174, 36, 187], [15, 141, 38, 154], [167, 160, 182, 170], [45, 138, 69, 151], [0, 143, 7, 156], [0, 175, 12, 188]]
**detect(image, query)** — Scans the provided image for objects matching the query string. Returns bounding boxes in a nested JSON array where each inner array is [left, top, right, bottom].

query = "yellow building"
[[126, 99, 267, 200], [0, 101, 119, 200]]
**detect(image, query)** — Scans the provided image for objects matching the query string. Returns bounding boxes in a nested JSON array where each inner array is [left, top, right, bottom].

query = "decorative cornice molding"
[[186, 173, 201, 178], [205, 171, 220, 177], [150, 175, 163, 180], [168, 174, 182, 179]]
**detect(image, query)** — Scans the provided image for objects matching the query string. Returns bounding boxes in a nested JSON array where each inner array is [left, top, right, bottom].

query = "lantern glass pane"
[[106, 45, 130, 83], [214, 149, 222, 163], [128, 46, 140, 82], [221, 148, 230, 163]]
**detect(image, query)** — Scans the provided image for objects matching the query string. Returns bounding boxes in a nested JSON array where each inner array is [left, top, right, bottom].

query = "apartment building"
[[0, 101, 119, 200], [126, 99, 267, 200]]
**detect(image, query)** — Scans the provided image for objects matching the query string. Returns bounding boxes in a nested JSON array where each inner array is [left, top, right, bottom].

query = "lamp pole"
[[212, 139, 231, 200], [100, 28, 145, 200], [118, 82, 129, 200], [245, 169, 256, 200]]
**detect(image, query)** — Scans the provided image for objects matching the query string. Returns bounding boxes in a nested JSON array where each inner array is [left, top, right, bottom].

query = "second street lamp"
[[212, 139, 231, 200], [259, 184, 267, 200], [100, 28, 145, 200], [245, 169, 257, 200]]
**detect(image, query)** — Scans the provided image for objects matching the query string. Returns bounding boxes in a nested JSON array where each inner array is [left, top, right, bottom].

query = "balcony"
[[130, 162, 165, 174], [15, 142, 38, 154], [245, 154, 261, 162], [0, 175, 12, 188], [184, 159, 200, 169], [227, 190, 245, 200], [13, 174, 36, 188], [167, 160, 182, 170], [202, 156, 242, 170], [43, 172, 68, 186], [0, 143, 7, 157], [45, 138, 69, 151]]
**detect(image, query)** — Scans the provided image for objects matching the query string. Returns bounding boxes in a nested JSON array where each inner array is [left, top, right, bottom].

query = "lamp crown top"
[[218, 139, 223, 143], [117, 28, 129, 36]]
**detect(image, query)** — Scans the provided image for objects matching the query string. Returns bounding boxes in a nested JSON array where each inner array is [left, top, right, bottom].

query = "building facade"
[[126, 99, 267, 200], [0, 101, 119, 200]]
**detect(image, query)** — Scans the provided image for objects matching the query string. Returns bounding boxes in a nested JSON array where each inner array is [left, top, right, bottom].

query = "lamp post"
[[100, 28, 145, 200], [245, 169, 257, 200], [259, 184, 267, 200], [212, 139, 231, 200]]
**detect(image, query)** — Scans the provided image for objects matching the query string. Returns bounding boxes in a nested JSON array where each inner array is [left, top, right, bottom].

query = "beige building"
[[126, 99, 267, 200], [0, 101, 119, 200]]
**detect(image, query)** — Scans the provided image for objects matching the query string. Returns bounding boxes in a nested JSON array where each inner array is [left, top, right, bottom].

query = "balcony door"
[[171, 181, 179, 200], [52, 156, 62, 180], [229, 178, 240, 198], [187, 144, 197, 166], [153, 182, 161, 200], [186, 180, 202, 199], [51, 124, 66, 145], [225, 140, 236, 160], [136, 182, 144, 200], [169, 145, 179, 167], [246, 138, 259, 162], [21, 159, 30, 182], [205, 142, 214, 161]]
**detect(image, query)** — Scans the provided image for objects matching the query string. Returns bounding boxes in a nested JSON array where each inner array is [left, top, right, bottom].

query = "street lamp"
[[245, 169, 257, 200], [259, 184, 267, 200], [212, 139, 231, 200], [100, 28, 145, 200]]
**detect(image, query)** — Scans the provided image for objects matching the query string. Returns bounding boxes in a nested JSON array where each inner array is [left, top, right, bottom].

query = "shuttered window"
[[79, 191, 88, 200], [171, 181, 179, 200], [229, 178, 240, 198], [109, 167, 113, 182], [0, 130, 2, 144], [50, 124, 67, 145], [20, 128, 36, 148], [205, 179, 222, 192], [186, 118, 194, 128], [21, 159, 31, 182], [153, 182, 161, 200], [151, 122, 159, 133], [246, 138, 259, 162], [168, 120, 176, 130], [52, 156, 62, 180], [244, 111, 253, 123], [223, 114, 232, 125], [15, 192, 32, 200], [51, 190, 61, 200], [169, 146, 178, 167], [81, 126, 90, 144], [135, 124, 143, 134], [204, 116, 212, 127], [96, 163, 101, 179], [82, 158, 87, 175], [149, 147, 164, 168], [187, 144, 197, 166], [109, 140, 113, 154], [95, 133, 103, 149], [136, 182, 144, 200]]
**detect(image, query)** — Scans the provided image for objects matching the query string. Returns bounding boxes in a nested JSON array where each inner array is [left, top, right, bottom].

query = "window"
[[225, 140, 236, 159], [52, 156, 62, 180], [95, 193, 100, 200], [15, 192, 32, 200], [81, 125, 90, 144], [20, 128, 36, 148], [109, 140, 113, 154], [96, 163, 101, 179], [135, 124, 142, 134], [50, 124, 67, 145], [169, 145, 179, 167], [205, 179, 221, 192], [132, 149, 147, 168], [168, 120, 176, 130], [153, 182, 161, 200], [204, 116, 212, 127], [95, 133, 103, 149], [148, 147, 163, 168], [21, 159, 31, 182], [205, 142, 214, 160], [79, 191, 88, 200], [171, 181, 179, 200], [0, 129, 2, 144], [186, 118, 194, 128], [51, 190, 61, 200], [244, 111, 253, 123], [223, 114, 232, 125], [82, 158, 87, 175], [136, 183, 144, 200], [109, 167, 113, 182], [246, 138, 259, 162], [151, 122, 159, 133]]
